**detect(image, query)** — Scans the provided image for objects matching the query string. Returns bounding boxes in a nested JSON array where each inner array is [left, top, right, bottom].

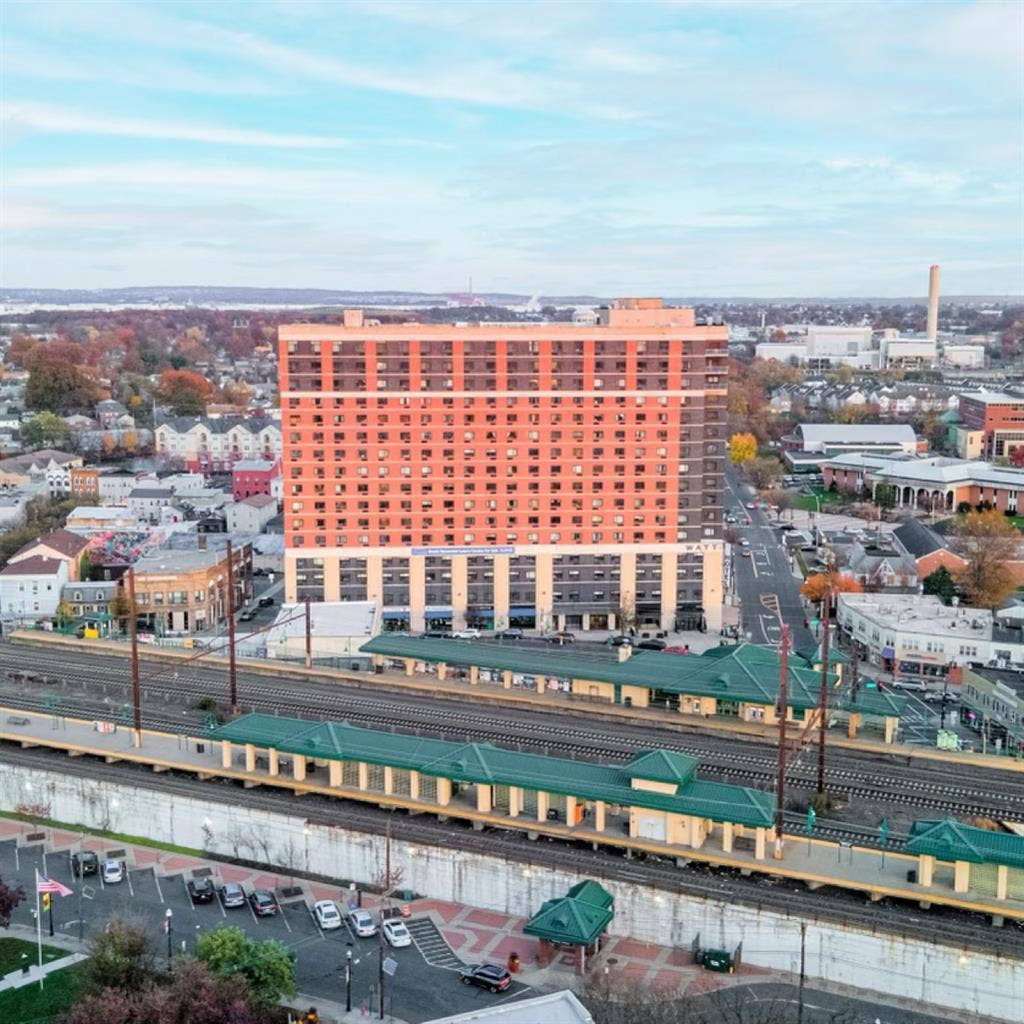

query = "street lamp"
[[345, 944, 353, 1012], [165, 908, 173, 970]]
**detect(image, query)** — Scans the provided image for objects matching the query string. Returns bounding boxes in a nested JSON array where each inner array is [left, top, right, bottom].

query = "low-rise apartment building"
[[155, 415, 281, 472], [837, 592, 1024, 683], [132, 543, 252, 635]]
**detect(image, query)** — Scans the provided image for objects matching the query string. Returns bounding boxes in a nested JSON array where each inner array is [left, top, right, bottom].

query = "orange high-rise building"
[[279, 299, 727, 632]]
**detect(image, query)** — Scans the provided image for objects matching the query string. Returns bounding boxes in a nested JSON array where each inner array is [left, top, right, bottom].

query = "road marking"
[[279, 905, 292, 932], [126, 868, 135, 897], [153, 871, 164, 904], [14, 844, 18, 871], [247, 898, 259, 925]]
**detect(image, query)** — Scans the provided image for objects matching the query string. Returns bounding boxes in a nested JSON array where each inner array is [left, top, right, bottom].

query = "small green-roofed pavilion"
[[524, 881, 614, 946], [566, 879, 613, 910], [626, 749, 698, 786], [906, 818, 1024, 869]]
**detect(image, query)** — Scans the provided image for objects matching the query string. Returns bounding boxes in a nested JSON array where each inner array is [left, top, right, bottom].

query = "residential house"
[[231, 458, 280, 501], [61, 579, 120, 634], [65, 506, 139, 534], [892, 519, 968, 581], [0, 556, 69, 624], [225, 493, 278, 534], [95, 399, 129, 428], [0, 450, 82, 492], [841, 538, 917, 591], [127, 486, 175, 524], [8, 528, 91, 582]]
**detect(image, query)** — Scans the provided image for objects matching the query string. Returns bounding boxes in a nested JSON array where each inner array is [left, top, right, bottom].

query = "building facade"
[[231, 458, 280, 501], [225, 493, 278, 534], [155, 415, 281, 472], [279, 300, 728, 632], [957, 392, 1024, 460], [0, 555, 69, 623]]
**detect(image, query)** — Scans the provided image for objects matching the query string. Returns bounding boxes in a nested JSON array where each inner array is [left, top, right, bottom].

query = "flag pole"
[[35, 868, 43, 988]]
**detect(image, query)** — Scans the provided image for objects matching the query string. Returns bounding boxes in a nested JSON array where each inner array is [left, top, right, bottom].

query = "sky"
[[2, 0, 1022, 297]]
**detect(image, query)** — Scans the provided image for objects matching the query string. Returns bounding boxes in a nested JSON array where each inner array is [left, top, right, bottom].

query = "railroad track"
[[1, 742, 1021, 959], [2, 643, 1023, 822]]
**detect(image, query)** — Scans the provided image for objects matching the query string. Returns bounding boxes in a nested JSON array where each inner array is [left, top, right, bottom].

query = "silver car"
[[348, 908, 377, 937]]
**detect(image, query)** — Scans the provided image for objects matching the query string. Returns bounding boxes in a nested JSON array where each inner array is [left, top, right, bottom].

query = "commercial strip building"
[[836, 592, 1024, 683], [360, 636, 905, 742], [279, 299, 728, 632], [822, 451, 1024, 514], [960, 665, 1024, 754], [131, 543, 252, 635]]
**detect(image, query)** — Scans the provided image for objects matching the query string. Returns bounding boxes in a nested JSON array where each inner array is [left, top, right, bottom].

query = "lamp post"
[[165, 908, 173, 970], [345, 945, 353, 1012]]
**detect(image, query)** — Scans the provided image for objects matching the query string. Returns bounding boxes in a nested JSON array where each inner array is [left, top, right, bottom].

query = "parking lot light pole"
[[165, 908, 173, 970], [345, 945, 352, 1012]]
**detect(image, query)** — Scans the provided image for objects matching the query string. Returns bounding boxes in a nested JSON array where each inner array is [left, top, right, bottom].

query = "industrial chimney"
[[926, 264, 940, 341]]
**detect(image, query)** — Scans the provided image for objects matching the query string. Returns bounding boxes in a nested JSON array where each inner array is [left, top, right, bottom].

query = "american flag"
[[36, 877, 73, 897]]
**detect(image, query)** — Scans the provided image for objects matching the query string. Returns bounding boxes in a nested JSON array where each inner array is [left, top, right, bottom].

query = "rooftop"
[[266, 601, 377, 640], [426, 991, 593, 1024], [798, 423, 916, 445], [838, 592, 993, 637], [129, 487, 173, 499], [893, 519, 953, 559], [232, 459, 278, 472], [11, 527, 90, 560], [907, 818, 1024, 869], [959, 391, 1024, 405], [133, 548, 230, 573], [239, 493, 277, 509], [0, 555, 65, 576], [209, 712, 775, 828]]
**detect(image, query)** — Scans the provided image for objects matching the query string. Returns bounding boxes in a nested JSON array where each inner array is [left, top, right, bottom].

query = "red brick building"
[[231, 458, 280, 501], [278, 300, 728, 633], [958, 392, 1024, 460]]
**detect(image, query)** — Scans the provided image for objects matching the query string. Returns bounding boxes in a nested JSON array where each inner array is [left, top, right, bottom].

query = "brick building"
[[231, 458, 280, 501], [278, 299, 727, 632], [957, 392, 1024, 460]]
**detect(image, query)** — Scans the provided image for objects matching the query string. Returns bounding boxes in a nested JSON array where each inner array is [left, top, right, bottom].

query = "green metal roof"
[[523, 894, 613, 946], [360, 635, 905, 719], [565, 880, 613, 910], [626, 749, 698, 786], [209, 712, 774, 827], [906, 819, 1024, 869], [795, 644, 849, 666]]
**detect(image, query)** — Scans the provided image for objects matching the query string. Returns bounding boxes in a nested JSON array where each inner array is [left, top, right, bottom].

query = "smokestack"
[[926, 264, 940, 341]]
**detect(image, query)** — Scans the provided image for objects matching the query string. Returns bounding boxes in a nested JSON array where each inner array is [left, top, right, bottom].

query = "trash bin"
[[701, 949, 733, 973]]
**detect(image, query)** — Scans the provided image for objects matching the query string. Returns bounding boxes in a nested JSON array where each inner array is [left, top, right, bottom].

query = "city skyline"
[[3, 0, 1022, 296]]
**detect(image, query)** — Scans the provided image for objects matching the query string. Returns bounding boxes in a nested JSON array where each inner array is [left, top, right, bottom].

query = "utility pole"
[[305, 597, 312, 670], [345, 945, 352, 1012], [849, 642, 859, 703], [796, 921, 807, 1024], [774, 624, 789, 860], [225, 540, 238, 712], [378, 920, 385, 1020], [817, 590, 831, 795], [127, 569, 142, 748]]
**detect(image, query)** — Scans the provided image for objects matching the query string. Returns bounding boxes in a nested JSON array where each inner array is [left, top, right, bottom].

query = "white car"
[[382, 919, 412, 947], [314, 900, 342, 930], [102, 859, 124, 884], [348, 908, 377, 937], [452, 628, 480, 639]]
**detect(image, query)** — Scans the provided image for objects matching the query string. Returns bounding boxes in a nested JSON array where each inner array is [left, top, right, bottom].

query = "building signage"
[[410, 546, 515, 557]]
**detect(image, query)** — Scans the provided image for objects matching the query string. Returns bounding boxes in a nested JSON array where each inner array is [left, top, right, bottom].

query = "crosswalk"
[[406, 917, 464, 971]]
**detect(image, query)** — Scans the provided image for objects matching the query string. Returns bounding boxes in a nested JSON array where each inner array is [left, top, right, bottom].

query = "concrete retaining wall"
[[1, 763, 1020, 1021]]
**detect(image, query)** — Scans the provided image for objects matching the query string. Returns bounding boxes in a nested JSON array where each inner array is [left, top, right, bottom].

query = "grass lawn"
[[790, 486, 844, 513], [0, 960, 88, 1023], [0, 937, 67, 976]]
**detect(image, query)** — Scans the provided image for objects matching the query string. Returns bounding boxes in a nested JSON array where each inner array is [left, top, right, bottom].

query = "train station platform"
[[1, 703, 1021, 924]]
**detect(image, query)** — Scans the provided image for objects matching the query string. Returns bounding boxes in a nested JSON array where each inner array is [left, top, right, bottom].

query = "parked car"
[[258, 596, 275, 608], [239, 608, 258, 622], [452, 628, 480, 639], [421, 631, 447, 638], [70, 851, 99, 878], [219, 882, 246, 908], [249, 889, 278, 916], [382, 919, 412, 947], [546, 631, 576, 645], [738, 538, 750, 547], [495, 628, 524, 640], [348, 908, 377, 937], [892, 679, 928, 693], [187, 877, 215, 904], [314, 900, 343, 930], [605, 635, 633, 648], [636, 638, 667, 651], [662, 645, 690, 655], [459, 963, 512, 993], [102, 860, 124, 884]]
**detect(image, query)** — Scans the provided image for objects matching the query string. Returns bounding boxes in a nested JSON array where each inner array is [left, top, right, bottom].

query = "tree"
[[0, 876, 25, 927], [923, 565, 958, 605], [84, 919, 157, 995], [800, 571, 863, 607], [195, 925, 296, 1008], [953, 509, 1021, 608], [108, 591, 132, 626], [55, 599, 74, 625], [20, 411, 69, 448], [24, 341, 102, 415], [830, 363, 854, 384], [765, 488, 793, 519], [219, 381, 253, 408], [155, 369, 213, 416], [727, 432, 757, 464], [746, 455, 783, 491], [874, 483, 897, 509]]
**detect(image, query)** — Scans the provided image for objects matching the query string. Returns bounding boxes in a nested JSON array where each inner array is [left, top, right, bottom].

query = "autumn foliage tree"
[[24, 340, 102, 415], [952, 509, 1022, 608], [155, 369, 213, 416], [727, 432, 757, 464], [800, 571, 862, 609], [0, 876, 24, 927]]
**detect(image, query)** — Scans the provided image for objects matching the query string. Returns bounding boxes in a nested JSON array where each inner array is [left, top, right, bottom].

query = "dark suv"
[[459, 963, 512, 993], [70, 851, 99, 878], [249, 889, 278, 916], [187, 877, 215, 903]]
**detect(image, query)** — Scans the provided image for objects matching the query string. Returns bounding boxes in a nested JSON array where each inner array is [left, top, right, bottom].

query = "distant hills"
[[1, 286, 1019, 308]]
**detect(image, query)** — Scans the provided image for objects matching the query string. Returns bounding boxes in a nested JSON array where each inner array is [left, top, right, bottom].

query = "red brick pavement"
[[463, 907, 508, 928], [606, 937, 663, 961], [413, 898, 462, 923]]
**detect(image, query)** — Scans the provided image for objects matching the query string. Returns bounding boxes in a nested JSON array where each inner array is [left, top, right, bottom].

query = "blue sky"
[[2, 0, 1022, 296]]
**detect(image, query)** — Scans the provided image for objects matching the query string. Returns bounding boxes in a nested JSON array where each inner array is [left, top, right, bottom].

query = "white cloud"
[[3, 102, 350, 149]]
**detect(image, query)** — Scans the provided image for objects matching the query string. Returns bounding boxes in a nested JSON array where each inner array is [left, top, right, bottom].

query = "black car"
[[605, 635, 633, 648], [258, 596, 275, 608], [459, 963, 512, 993], [546, 631, 576, 645], [70, 851, 99, 878], [249, 889, 278, 916], [187, 877, 215, 903], [495, 629, 524, 640], [636, 638, 667, 651], [421, 630, 447, 638]]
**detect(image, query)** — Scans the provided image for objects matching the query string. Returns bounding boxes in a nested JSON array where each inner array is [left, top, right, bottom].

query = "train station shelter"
[[360, 636, 905, 742], [524, 879, 614, 974]]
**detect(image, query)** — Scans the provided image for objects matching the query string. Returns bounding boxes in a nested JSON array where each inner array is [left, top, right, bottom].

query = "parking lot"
[[0, 834, 529, 1020]]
